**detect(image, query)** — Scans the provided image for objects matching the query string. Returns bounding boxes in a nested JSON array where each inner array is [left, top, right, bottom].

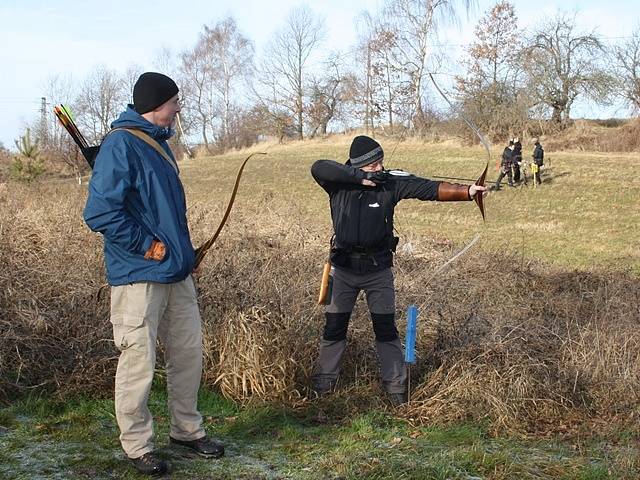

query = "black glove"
[[365, 170, 390, 185]]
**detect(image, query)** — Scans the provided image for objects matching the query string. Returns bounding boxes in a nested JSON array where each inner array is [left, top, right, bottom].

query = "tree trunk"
[[297, 50, 304, 140]]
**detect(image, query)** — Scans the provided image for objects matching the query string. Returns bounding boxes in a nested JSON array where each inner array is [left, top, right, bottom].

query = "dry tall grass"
[[1, 143, 639, 435], [546, 118, 640, 152]]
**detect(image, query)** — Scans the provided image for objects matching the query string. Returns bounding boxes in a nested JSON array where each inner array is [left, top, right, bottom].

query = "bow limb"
[[473, 162, 488, 221], [428, 73, 489, 221], [194, 151, 267, 268]]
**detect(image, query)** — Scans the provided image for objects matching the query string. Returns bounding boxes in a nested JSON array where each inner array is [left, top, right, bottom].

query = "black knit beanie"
[[347, 135, 384, 168], [133, 72, 179, 114]]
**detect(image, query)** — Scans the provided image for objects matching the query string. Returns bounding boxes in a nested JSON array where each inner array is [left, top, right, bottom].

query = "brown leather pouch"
[[436, 182, 471, 201]]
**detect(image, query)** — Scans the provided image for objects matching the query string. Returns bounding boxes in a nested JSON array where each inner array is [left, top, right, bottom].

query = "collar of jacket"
[[111, 105, 174, 142]]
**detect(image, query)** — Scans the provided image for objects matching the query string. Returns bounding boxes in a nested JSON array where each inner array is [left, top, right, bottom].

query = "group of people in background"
[[494, 137, 545, 190]]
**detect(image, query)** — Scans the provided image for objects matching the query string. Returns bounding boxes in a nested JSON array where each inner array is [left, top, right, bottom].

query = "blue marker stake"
[[405, 304, 418, 364]]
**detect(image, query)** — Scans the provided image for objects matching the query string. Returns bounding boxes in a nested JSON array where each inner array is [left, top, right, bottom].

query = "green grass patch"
[[1, 386, 637, 479]]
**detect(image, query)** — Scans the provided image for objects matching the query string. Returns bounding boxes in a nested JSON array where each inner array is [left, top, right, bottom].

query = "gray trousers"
[[495, 166, 513, 188], [313, 266, 406, 394]]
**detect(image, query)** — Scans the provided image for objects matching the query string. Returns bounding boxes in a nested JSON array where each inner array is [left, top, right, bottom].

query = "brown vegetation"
[[1, 175, 639, 436], [545, 118, 640, 152]]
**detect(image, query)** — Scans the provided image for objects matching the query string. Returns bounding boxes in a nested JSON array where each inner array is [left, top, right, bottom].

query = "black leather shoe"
[[169, 435, 225, 458], [128, 451, 168, 476]]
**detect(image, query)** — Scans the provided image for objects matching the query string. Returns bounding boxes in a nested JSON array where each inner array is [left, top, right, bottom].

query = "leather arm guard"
[[436, 182, 471, 201]]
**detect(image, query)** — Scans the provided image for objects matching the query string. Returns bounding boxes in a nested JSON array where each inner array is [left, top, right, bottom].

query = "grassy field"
[[180, 135, 640, 273], [1, 136, 639, 479]]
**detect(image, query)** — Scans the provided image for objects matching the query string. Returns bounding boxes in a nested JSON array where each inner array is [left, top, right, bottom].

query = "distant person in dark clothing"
[[532, 138, 544, 184], [512, 137, 522, 183], [494, 140, 515, 190]]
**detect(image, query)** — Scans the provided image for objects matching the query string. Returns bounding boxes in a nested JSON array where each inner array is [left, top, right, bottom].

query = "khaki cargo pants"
[[110, 276, 205, 459]]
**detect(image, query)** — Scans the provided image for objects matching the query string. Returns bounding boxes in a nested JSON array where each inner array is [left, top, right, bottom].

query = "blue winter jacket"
[[83, 106, 195, 286]]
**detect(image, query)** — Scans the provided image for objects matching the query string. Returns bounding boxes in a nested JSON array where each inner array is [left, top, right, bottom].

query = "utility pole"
[[39, 97, 49, 145]]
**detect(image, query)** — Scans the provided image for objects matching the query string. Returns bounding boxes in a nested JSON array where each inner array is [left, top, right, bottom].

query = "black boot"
[[128, 451, 168, 476], [312, 376, 337, 396], [170, 435, 225, 458], [387, 392, 407, 406]]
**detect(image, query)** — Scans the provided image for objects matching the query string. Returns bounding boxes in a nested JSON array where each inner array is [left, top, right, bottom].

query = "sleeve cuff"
[[140, 235, 155, 256]]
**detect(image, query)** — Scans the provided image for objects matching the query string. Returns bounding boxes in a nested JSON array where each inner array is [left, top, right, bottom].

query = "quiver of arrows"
[[317, 262, 333, 305], [53, 105, 99, 168]]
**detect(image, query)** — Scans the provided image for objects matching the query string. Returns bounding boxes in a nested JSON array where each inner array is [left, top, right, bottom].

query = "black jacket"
[[501, 147, 514, 167], [513, 141, 522, 161], [533, 143, 544, 165], [312, 160, 440, 273]]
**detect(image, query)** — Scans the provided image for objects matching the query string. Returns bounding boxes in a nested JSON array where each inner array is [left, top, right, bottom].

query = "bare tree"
[[612, 28, 640, 114], [180, 37, 219, 152], [369, 27, 412, 133], [153, 46, 178, 75], [382, 0, 473, 131], [247, 104, 296, 143], [352, 10, 413, 134], [43, 74, 77, 145], [122, 64, 144, 103], [461, 1, 519, 87], [179, 18, 253, 153], [307, 53, 356, 137], [522, 13, 612, 125], [149, 47, 196, 158], [256, 6, 325, 140], [455, 1, 526, 138], [353, 12, 379, 134], [203, 17, 254, 148], [40, 74, 92, 180], [75, 65, 127, 143]]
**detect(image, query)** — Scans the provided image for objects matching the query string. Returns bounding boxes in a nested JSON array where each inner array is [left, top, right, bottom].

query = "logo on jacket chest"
[[368, 202, 380, 208]]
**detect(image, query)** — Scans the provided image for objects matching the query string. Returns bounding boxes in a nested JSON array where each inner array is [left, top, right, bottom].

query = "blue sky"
[[1, 0, 637, 148]]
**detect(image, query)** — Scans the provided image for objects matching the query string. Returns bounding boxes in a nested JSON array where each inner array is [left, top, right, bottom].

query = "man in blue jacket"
[[84, 72, 223, 475]]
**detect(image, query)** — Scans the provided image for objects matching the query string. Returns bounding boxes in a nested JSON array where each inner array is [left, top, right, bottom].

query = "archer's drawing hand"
[[363, 171, 390, 186]]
